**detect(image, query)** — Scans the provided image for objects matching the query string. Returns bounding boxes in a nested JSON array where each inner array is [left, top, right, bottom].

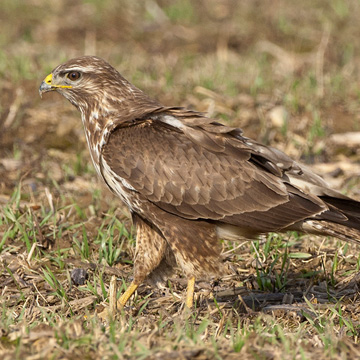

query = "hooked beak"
[[39, 73, 72, 98]]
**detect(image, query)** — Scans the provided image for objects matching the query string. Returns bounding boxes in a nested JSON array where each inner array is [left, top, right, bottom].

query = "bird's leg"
[[117, 281, 139, 308], [116, 214, 168, 309], [186, 276, 196, 308], [158, 217, 221, 309]]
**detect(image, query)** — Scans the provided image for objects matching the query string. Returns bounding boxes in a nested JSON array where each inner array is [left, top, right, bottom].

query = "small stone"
[[71, 268, 89, 286]]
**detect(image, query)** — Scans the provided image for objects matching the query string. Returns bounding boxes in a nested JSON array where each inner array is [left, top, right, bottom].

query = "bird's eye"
[[67, 71, 81, 81]]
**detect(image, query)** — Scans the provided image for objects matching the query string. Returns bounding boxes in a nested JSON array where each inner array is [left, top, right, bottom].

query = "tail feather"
[[316, 208, 360, 232], [303, 220, 360, 246]]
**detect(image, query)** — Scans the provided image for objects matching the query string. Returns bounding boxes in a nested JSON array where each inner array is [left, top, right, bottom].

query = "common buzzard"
[[39, 56, 360, 309]]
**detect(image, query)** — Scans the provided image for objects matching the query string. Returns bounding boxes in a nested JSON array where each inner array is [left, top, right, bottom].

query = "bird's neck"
[[79, 107, 105, 178]]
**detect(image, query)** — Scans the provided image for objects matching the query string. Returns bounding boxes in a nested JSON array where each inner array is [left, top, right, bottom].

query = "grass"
[[3, 184, 360, 359], [1, 0, 360, 359]]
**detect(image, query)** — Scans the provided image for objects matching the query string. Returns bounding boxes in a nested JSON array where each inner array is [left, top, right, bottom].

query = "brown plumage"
[[40, 56, 360, 308]]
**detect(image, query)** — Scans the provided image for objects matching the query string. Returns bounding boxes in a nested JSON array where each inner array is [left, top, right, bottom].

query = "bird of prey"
[[39, 56, 360, 309]]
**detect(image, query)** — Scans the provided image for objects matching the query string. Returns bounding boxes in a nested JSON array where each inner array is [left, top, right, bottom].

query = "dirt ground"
[[1, 1, 360, 359]]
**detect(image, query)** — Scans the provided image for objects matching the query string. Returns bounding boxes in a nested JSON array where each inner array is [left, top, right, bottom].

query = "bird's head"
[[39, 56, 146, 115], [39, 56, 163, 133]]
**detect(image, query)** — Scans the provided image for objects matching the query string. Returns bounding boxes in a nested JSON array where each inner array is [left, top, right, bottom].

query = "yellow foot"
[[186, 276, 196, 309], [117, 281, 139, 309]]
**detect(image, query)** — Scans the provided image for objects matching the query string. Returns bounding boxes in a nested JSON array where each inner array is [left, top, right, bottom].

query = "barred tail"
[[303, 220, 360, 246]]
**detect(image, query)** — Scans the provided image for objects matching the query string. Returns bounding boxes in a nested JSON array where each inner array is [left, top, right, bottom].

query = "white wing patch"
[[161, 115, 185, 130]]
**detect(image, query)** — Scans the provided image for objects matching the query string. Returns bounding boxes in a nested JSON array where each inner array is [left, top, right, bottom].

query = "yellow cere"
[[44, 73, 53, 84], [43, 73, 72, 89]]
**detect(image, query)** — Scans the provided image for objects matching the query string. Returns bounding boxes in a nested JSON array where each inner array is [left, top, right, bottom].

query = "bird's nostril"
[[44, 74, 53, 84]]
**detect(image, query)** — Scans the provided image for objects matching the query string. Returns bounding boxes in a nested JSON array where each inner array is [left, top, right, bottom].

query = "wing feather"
[[100, 114, 327, 229]]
